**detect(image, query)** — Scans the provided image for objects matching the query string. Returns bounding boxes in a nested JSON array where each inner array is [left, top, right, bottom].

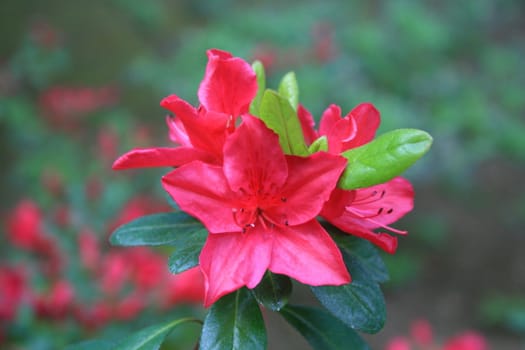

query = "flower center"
[[232, 196, 288, 233]]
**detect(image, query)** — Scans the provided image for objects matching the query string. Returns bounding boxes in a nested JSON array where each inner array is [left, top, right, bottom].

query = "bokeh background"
[[1, 0, 524, 349]]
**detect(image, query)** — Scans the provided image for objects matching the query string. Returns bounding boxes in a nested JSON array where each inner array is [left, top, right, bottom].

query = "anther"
[[377, 208, 384, 215], [281, 197, 287, 202], [387, 208, 393, 214]]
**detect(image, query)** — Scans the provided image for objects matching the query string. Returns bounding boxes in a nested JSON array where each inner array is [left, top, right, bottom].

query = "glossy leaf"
[[110, 212, 204, 247], [250, 271, 292, 311], [280, 304, 370, 350], [200, 288, 266, 350], [114, 318, 200, 350], [278, 71, 299, 111], [259, 89, 308, 156], [311, 258, 386, 333], [324, 223, 389, 283], [308, 136, 328, 154], [249, 60, 266, 115], [168, 228, 207, 274], [339, 128, 433, 190]]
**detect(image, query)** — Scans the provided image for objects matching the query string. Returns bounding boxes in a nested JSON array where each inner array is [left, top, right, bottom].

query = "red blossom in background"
[[39, 85, 118, 129], [1, 195, 205, 331], [0, 266, 27, 321], [113, 49, 258, 170], [385, 319, 488, 350], [299, 103, 414, 253], [34, 280, 75, 319], [163, 115, 350, 306], [311, 22, 338, 63], [443, 332, 488, 350], [6, 199, 47, 251]]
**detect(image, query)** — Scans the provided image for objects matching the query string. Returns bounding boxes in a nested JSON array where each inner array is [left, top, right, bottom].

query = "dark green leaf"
[[259, 90, 308, 156], [278, 71, 299, 111], [168, 228, 207, 274], [250, 271, 292, 311], [114, 318, 200, 350], [249, 60, 266, 115], [311, 261, 386, 333], [324, 223, 389, 283], [307, 136, 328, 154], [200, 288, 266, 350], [339, 129, 433, 189], [280, 305, 370, 350], [110, 212, 204, 247]]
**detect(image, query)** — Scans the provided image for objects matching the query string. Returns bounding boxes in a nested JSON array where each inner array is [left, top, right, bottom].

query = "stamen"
[[353, 190, 386, 206], [281, 197, 287, 202], [387, 208, 393, 214], [345, 207, 407, 235]]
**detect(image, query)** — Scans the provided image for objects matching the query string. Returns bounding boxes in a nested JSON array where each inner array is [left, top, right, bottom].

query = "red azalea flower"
[[39, 85, 118, 129], [162, 115, 350, 306], [113, 49, 258, 170], [5, 199, 52, 252], [321, 178, 414, 253], [443, 331, 488, 350], [299, 103, 414, 253], [0, 266, 27, 321]]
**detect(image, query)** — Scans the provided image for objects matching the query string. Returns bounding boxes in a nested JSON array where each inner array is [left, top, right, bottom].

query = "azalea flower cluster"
[[114, 49, 415, 306], [1, 196, 204, 336]]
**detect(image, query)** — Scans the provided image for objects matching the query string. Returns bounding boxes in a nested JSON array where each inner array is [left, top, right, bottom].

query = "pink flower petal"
[[162, 162, 239, 234], [112, 147, 216, 170], [297, 104, 318, 145], [161, 95, 230, 157], [223, 115, 288, 193], [269, 152, 346, 226], [198, 49, 257, 117], [199, 228, 273, 307], [341, 102, 380, 150], [166, 116, 191, 147], [348, 177, 414, 229], [319, 104, 342, 137], [324, 220, 399, 254], [269, 220, 350, 285]]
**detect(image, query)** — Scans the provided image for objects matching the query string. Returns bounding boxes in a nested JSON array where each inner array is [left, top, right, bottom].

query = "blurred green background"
[[1, 0, 524, 349]]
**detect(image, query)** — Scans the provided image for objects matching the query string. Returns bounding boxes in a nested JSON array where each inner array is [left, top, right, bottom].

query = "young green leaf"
[[250, 271, 292, 311], [280, 304, 370, 350], [339, 128, 433, 190], [278, 71, 299, 111], [249, 60, 266, 115], [114, 318, 200, 350], [110, 212, 204, 247], [308, 136, 328, 154], [200, 288, 266, 350], [259, 90, 308, 156], [168, 228, 207, 274], [311, 261, 386, 333], [324, 223, 389, 283]]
